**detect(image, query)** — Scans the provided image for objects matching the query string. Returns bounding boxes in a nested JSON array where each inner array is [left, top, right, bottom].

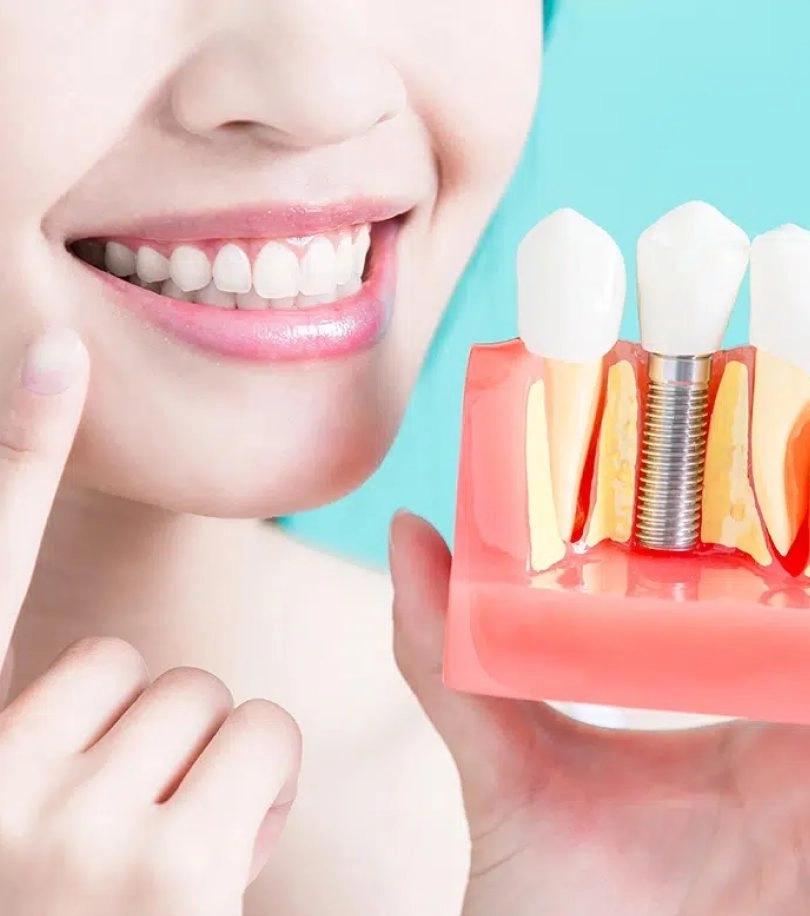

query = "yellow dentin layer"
[[585, 360, 638, 548], [526, 379, 566, 572], [701, 361, 770, 566]]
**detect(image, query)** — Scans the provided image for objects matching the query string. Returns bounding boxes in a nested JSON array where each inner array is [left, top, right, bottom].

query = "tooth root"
[[105, 242, 136, 277], [212, 243, 252, 294], [544, 358, 604, 540], [584, 360, 638, 547], [750, 350, 810, 556], [299, 237, 338, 296], [526, 379, 566, 572], [701, 361, 771, 565], [170, 245, 212, 292], [136, 246, 170, 283], [254, 242, 299, 299]]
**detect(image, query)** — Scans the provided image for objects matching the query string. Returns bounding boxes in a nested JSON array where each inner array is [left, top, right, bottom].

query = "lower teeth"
[[125, 273, 364, 309]]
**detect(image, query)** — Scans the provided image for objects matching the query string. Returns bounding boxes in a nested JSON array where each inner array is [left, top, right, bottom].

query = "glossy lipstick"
[[78, 202, 404, 362]]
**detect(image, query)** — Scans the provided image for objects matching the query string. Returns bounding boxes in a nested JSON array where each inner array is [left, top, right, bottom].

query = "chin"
[[67, 372, 401, 519]]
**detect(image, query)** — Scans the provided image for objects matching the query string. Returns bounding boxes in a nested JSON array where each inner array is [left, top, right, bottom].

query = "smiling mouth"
[[66, 206, 403, 362], [70, 224, 372, 311]]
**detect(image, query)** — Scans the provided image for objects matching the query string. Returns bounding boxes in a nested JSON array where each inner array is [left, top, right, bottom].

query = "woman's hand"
[[0, 329, 301, 915], [391, 511, 810, 916]]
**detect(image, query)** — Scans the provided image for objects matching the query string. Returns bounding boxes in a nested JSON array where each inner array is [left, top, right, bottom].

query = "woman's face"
[[0, 2, 541, 517]]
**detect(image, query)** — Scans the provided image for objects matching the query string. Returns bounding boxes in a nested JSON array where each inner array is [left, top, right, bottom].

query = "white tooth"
[[335, 233, 354, 285], [131, 276, 161, 292], [136, 246, 171, 283], [269, 297, 297, 310], [338, 276, 363, 298], [161, 279, 194, 301], [104, 242, 136, 277], [517, 208, 626, 540], [299, 237, 338, 296], [170, 245, 212, 292], [353, 225, 371, 277], [637, 201, 749, 355], [750, 224, 810, 374], [212, 243, 252, 294], [749, 224, 810, 556], [518, 208, 624, 362], [236, 289, 270, 310], [518, 209, 626, 541], [297, 291, 337, 308], [195, 282, 236, 308], [253, 242, 299, 299]]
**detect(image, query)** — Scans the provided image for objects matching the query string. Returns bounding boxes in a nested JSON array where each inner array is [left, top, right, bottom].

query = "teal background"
[[282, 0, 810, 566]]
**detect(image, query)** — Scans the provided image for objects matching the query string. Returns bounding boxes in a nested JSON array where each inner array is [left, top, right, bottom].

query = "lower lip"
[[91, 220, 399, 362]]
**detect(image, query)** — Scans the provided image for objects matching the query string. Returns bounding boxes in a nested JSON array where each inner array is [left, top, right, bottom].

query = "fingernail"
[[21, 328, 86, 395]]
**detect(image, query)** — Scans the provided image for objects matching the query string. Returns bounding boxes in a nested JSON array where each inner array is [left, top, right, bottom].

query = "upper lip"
[[68, 197, 413, 244]]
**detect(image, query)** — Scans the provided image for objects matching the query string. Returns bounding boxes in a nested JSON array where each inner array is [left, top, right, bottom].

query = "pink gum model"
[[445, 339, 810, 726]]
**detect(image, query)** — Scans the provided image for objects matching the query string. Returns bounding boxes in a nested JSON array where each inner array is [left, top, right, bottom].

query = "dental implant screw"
[[633, 353, 712, 551]]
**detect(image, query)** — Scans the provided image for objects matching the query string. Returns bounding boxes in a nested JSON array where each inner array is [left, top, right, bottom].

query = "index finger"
[[0, 328, 88, 661]]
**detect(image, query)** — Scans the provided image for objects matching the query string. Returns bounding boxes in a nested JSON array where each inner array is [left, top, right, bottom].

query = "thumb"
[[389, 511, 558, 828]]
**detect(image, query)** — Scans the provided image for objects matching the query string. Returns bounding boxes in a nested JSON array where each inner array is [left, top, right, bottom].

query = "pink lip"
[[77, 198, 411, 243], [87, 218, 400, 363]]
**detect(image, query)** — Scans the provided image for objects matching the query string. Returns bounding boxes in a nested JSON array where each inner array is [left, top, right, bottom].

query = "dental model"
[[517, 209, 625, 548], [445, 204, 810, 727], [634, 203, 750, 550], [749, 225, 810, 560]]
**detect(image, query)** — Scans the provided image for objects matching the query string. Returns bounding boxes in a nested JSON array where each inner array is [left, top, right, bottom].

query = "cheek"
[[382, 2, 541, 188], [0, 4, 187, 221]]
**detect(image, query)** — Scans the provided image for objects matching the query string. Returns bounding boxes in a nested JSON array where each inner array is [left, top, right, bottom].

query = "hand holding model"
[[392, 202, 810, 914], [0, 329, 300, 914], [392, 516, 810, 916]]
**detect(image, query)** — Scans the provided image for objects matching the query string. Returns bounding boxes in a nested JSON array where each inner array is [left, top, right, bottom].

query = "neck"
[[18, 485, 275, 679], [15, 484, 407, 755]]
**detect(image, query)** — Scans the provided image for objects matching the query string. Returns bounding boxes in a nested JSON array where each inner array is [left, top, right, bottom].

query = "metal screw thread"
[[634, 353, 712, 551]]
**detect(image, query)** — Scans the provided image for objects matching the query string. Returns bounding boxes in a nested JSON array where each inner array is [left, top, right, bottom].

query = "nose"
[[170, 5, 406, 149]]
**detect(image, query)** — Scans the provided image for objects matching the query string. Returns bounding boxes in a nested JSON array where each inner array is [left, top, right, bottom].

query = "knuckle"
[[59, 636, 148, 682], [153, 666, 234, 713], [231, 699, 302, 761]]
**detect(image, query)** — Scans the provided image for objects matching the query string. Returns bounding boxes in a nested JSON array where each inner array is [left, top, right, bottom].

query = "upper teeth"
[[101, 227, 371, 307]]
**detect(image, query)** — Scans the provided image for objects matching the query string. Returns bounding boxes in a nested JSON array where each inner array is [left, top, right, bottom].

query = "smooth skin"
[[391, 511, 810, 915], [0, 330, 301, 914]]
